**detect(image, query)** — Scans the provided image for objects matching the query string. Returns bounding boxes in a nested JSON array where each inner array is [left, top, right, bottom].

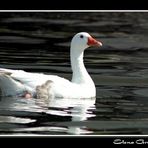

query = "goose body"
[[0, 32, 102, 99]]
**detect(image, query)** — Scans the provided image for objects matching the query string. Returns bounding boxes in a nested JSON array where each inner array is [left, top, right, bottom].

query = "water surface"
[[0, 12, 148, 135]]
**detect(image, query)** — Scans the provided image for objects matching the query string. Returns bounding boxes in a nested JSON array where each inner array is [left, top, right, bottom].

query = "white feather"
[[0, 32, 102, 99]]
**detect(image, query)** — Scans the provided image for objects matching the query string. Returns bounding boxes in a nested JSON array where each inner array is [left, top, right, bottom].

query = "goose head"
[[71, 32, 102, 52], [70, 32, 103, 85]]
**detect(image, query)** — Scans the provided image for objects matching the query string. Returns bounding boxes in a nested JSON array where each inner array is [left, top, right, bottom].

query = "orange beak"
[[87, 36, 102, 47]]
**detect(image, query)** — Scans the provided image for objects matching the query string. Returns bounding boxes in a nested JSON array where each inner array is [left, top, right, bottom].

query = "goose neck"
[[70, 47, 91, 84]]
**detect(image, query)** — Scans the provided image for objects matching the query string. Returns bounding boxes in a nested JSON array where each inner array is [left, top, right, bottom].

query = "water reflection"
[[35, 97, 96, 135], [67, 103, 96, 134], [0, 96, 96, 135]]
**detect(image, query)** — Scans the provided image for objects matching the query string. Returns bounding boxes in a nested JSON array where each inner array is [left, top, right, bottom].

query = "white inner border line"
[[0, 10, 148, 12], [0, 134, 148, 137], [0, 9, 148, 137]]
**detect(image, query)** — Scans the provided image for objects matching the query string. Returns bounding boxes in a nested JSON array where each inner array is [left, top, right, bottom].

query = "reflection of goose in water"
[[35, 97, 96, 135], [0, 32, 102, 99], [67, 103, 96, 135]]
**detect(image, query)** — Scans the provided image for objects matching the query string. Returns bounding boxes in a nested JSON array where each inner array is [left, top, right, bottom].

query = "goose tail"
[[0, 72, 26, 97]]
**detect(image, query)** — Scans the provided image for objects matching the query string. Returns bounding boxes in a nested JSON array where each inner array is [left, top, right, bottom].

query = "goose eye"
[[80, 35, 84, 38]]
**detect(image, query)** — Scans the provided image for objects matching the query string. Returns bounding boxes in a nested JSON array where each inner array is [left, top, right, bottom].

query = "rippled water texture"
[[0, 12, 148, 135]]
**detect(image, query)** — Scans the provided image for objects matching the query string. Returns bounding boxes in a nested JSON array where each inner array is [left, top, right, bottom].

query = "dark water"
[[0, 12, 148, 135]]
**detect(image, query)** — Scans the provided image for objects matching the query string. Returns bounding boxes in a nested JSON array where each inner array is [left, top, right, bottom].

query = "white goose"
[[0, 32, 102, 99]]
